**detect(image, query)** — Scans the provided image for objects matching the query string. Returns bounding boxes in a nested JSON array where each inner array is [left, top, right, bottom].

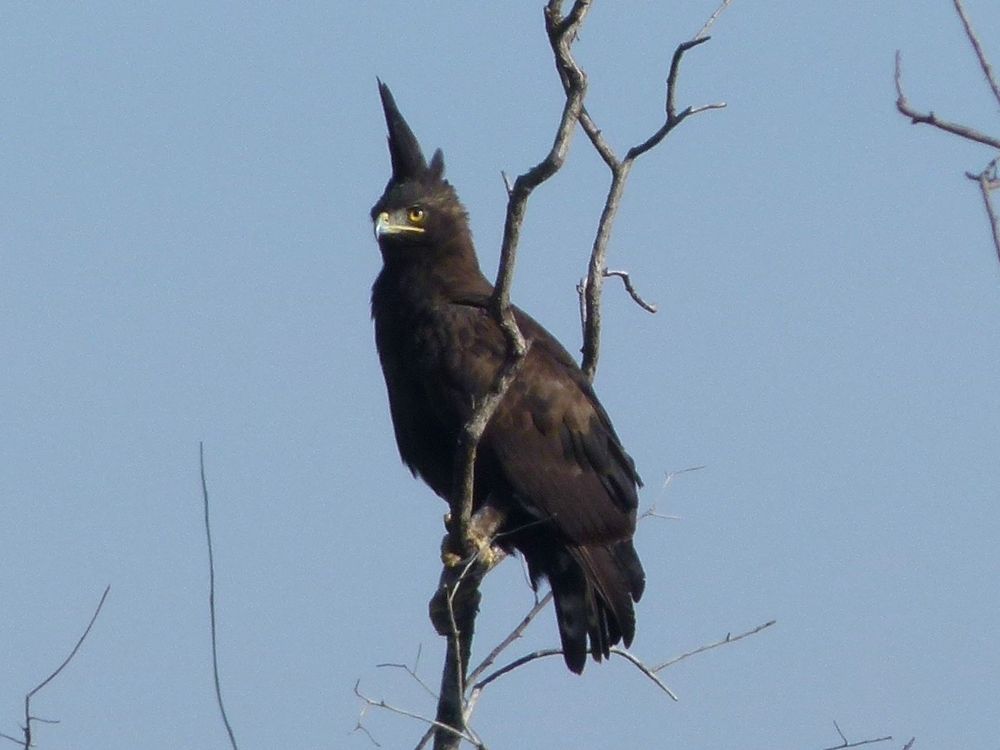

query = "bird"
[[369, 81, 645, 674]]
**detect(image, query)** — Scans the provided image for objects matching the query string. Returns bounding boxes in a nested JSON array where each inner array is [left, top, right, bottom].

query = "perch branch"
[[434, 8, 594, 746]]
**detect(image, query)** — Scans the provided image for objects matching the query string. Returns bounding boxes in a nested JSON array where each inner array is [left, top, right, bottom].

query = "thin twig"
[[200, 442, 239, 750], [967, 159, 1000, 264], [608, 647, 679, 700], [467, 591, 554, 686], [894, 51, 1000, 150], [353, 714, 383, 749], [355, 681, 484, 749], [19, 585, 110, 749], [470, 648, 561, 694], [663, 465, 707, 489], [952, 0, 1000, 109], [821, 720, 893, 750], [695, 0, 735, 40], [653, 620, 776, 672], [471, 647, 679, 701], [640, 465, 707, 521], [603, 269, 658, 313], [377, 645, 438, 700]]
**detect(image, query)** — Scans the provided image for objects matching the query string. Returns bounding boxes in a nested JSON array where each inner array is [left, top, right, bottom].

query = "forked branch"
[[575, 30, 727, 381], [1, 586, 111, 749], [435, 4, 594, 748], [431, 2, 732, 747], [894, 3, 1000, 267]]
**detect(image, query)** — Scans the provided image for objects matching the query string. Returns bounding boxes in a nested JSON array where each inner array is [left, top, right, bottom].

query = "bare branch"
[[433, 4, 594, 747], [952, 0, 1000, 109], [467, 592, 554, 687], [19, 585, 110, 749], [894, 51, 1000, 150], [431, 3, 732, 744], [653, 620, 777, 672], [696, 0, 735, 40], [603, 269, 658, 313], [470, 646, 679, 702], [200, 442, 240, 750], [663, 465, 707, 489], [355, 681, 484, 749], [608, 647, 679, 701], [820, 720, 893, 750], [639, 506, 682, 521], [377, 645, 438, 700], [966, 158, 1000, 264], [576, 22, 727, 380], [895, 29, 1000, 269]]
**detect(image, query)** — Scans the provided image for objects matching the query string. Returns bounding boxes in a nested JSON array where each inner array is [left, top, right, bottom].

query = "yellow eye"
[[407, 207, 426, 225]]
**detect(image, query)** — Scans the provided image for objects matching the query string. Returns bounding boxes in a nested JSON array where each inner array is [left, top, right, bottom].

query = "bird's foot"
[[438, 507, 506, 571], [430, 508, 506, 636]]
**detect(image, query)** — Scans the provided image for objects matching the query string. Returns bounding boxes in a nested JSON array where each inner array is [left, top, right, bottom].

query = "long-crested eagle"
[[369, 82, 645, 674]]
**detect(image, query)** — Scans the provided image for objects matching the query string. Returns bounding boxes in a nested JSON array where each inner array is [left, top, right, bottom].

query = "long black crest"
[[378, 80, 429, 183]]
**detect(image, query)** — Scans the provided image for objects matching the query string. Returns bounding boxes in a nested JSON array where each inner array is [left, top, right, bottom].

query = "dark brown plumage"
[[370, 82, 645, 674]]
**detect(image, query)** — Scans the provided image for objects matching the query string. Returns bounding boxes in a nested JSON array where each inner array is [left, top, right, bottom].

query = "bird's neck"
[[376, 236, 492, 306]]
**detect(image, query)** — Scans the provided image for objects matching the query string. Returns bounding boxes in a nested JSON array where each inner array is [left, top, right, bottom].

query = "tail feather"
[[539, 541, 645, 673]]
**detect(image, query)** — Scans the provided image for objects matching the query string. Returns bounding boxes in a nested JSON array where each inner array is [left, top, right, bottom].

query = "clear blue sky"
[[3, 2, 999, 748]]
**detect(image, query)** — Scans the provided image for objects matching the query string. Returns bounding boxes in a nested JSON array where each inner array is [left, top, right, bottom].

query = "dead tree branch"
[[696, 0, 735, 41], [377, 645, 438, 700], [355, 681, 485, 750], [604, 269, 658, 313], [368, 470, 773, 749], [466, 647, 678, 702], [431, 3, 594, 748], [428, 3, 731, 746], [200, 442, 240, 750], [652, 619, 776, 672], [4, 585, 111, 749], [894, 3, 1000, 267], [575, 33, 727, 381], [820, 720, 893, 750], [967, 158, 1000, 264], [463, 617, 778, 721], [894, 52, 1000, 150], [952, 0, 1000, 109]]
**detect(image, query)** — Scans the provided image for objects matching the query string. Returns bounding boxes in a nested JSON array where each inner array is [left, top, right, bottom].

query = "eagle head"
[[370, 81, 473, 265]]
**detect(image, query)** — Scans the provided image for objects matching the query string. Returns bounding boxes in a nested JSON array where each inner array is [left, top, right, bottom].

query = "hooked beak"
[[374, 211, 425, 239]]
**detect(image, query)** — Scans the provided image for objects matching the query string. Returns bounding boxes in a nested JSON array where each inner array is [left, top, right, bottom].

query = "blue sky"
[[3, 2, 999, 748]]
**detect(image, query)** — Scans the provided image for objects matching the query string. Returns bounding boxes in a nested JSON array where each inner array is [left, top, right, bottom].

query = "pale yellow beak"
[[374, 211, 425, 239]]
